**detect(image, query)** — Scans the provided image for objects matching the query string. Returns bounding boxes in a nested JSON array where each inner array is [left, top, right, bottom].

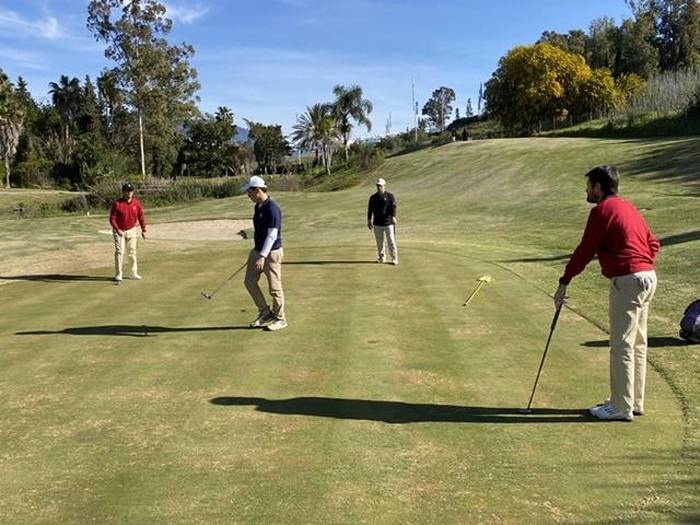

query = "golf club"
[[462, 275, 493, 307], [201, 261, 247, 300], [519, 305, 563, 414]]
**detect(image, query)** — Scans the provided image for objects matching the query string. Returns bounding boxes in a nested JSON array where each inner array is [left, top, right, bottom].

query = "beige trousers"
[[373, 225, 398, 262], [608, 270, 657, 414], [113, 227, 139, 277], [244, 248, 285, 320]]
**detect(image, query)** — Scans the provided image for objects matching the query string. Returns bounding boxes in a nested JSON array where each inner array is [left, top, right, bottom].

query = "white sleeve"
[[259, 228, 279, 258]]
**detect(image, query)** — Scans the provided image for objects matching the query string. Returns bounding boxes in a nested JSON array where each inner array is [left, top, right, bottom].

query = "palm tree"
[[292, 103, 339, 175], [49, 75, 81, 157], [332, 84, 373, 162], [0, 70, 24, 188]]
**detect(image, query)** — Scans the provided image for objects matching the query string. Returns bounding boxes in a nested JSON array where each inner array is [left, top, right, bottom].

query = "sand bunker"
[[100, 219, 252, 241]]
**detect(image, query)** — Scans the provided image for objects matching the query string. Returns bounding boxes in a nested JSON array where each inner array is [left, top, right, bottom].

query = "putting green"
[[1, 136, 698, 523], [0, 242, 685, 524]]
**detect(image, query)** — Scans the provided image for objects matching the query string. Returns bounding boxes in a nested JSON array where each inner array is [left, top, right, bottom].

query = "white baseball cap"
[[376, 178, 386, 186], [241, 175, 266, 192]]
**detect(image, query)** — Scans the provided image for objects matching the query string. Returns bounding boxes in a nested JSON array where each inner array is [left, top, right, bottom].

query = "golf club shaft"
[[525, 306, 562, 411], [462, 281, 485, 307], [206, 261, 247, 298]]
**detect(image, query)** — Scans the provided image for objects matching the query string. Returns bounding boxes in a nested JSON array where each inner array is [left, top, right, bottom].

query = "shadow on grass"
[[499, 254, 571, 263], [581, 337, 695, 348], [659, 229, 700, 247], [0, 274, 114, 282], [621, 137, 700, 193], [498, 229, 700, 264], [17, 325, 250, 337], [210, 396, 598, 424], [284, 260, 376, 265]]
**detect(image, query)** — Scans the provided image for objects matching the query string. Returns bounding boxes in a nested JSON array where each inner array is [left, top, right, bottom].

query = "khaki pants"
[[244, 248, 285, 320], [113, 227, 139, 277], [608, 270, 657, 414], [373, 225, 398, 263]]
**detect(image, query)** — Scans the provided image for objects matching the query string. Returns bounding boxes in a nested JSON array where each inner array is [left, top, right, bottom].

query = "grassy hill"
[[0, 137, 698, 523]]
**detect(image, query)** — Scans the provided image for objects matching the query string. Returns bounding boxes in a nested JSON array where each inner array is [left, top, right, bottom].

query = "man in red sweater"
[[110, 183, 147, 282], [555, 166, 659, 422]]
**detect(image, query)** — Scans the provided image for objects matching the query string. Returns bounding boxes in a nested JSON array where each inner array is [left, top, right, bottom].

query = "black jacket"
[[367, 192, 397, 226]]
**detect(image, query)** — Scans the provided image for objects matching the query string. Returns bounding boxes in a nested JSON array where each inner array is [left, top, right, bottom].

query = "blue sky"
[[1, 0, 633, 137]]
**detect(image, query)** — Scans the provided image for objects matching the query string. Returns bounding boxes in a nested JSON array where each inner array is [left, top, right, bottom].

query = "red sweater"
[[561, 195, 659, 285], [110, 197, 147, 233]]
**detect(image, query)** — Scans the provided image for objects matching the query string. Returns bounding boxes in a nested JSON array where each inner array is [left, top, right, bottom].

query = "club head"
[[517, 408, 532, 414], [201, 292, 212, 300], [477, 275, 493, 283]]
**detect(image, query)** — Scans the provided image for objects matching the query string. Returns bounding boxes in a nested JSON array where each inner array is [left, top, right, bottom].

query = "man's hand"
[[255, 256, 265, 272], [367, 221, 372, 230], [115, 229, 124, 237], [554, 283, 568, 309], [391, 216, 397, 225], [141, 231, 147, 240]]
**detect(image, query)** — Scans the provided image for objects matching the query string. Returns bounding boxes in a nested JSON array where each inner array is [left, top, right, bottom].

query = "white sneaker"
[[113, 275, 122, 282], [391, 260, 398, 265], [265, 318, 288, 331], [250, 311, 275, 328], [592, 398, 611, 410], [594, 398, 643, 416], [130, 273, 142, 280], [376, 257, 385, 263], [589, 404, 633, 422]]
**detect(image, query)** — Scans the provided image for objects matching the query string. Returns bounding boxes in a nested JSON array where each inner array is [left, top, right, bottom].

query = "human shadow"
[[659, 230, 700, 247], [581, 337, 694, 348], [17, 325, 250, 338], [284, 261, 376, 265], [0, 274, 114, 282], [210, 396, 596, 424], [499, 254, 571, 263]]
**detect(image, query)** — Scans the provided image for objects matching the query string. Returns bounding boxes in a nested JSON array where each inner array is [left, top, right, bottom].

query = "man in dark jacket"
[[555, 166, 659, 421], [367, 178, 398, 265]]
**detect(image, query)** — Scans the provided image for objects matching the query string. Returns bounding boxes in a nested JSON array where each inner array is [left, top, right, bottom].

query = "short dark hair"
[[122, 183, 134, 192], [585, 165, 619, 195]]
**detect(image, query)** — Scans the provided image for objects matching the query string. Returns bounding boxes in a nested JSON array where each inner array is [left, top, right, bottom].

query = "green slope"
[[0, 137, 698, 524]]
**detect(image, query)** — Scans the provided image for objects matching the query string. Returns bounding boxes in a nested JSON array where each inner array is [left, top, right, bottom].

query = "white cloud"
[[0, 7, 66, 40], [0, 47, 47, 71], [163, 2, 210, 24], [273, 0, 309, 7], [196, 46, 450, 134]]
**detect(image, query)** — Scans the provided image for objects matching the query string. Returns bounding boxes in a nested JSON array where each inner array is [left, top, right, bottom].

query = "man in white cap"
[[241, 175, 287, 331], [367, 178, 398, 264]]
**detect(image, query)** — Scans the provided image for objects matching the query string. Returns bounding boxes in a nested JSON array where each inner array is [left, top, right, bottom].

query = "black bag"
[[679, 299, 700, 343]]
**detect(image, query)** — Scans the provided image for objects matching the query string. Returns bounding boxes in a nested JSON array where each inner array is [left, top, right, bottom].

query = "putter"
[[520, 305, 563, 414], [201, 261, 247, 300], [462, 275, 493, 307]]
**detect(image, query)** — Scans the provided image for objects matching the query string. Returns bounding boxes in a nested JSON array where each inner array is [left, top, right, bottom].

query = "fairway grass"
[[1, 137, 698, 524]]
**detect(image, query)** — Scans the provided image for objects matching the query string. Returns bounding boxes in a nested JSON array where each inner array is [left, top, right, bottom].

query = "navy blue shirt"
[[367, 191, 397, 226], [253, 198, 283, 251]]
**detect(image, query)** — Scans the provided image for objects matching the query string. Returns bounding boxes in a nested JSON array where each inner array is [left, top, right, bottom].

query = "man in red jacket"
[[110, 183, 147, 282], [555, 166, 659, 422]]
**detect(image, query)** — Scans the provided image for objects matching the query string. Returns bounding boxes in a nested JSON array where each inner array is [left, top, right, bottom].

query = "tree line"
[[0, 0, 380, 190], [485, 0, 700, 133]]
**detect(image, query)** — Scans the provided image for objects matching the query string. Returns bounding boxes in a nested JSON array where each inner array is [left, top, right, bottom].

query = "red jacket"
[[110, 197, 147, 233], [561, 195, 659, 285]]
